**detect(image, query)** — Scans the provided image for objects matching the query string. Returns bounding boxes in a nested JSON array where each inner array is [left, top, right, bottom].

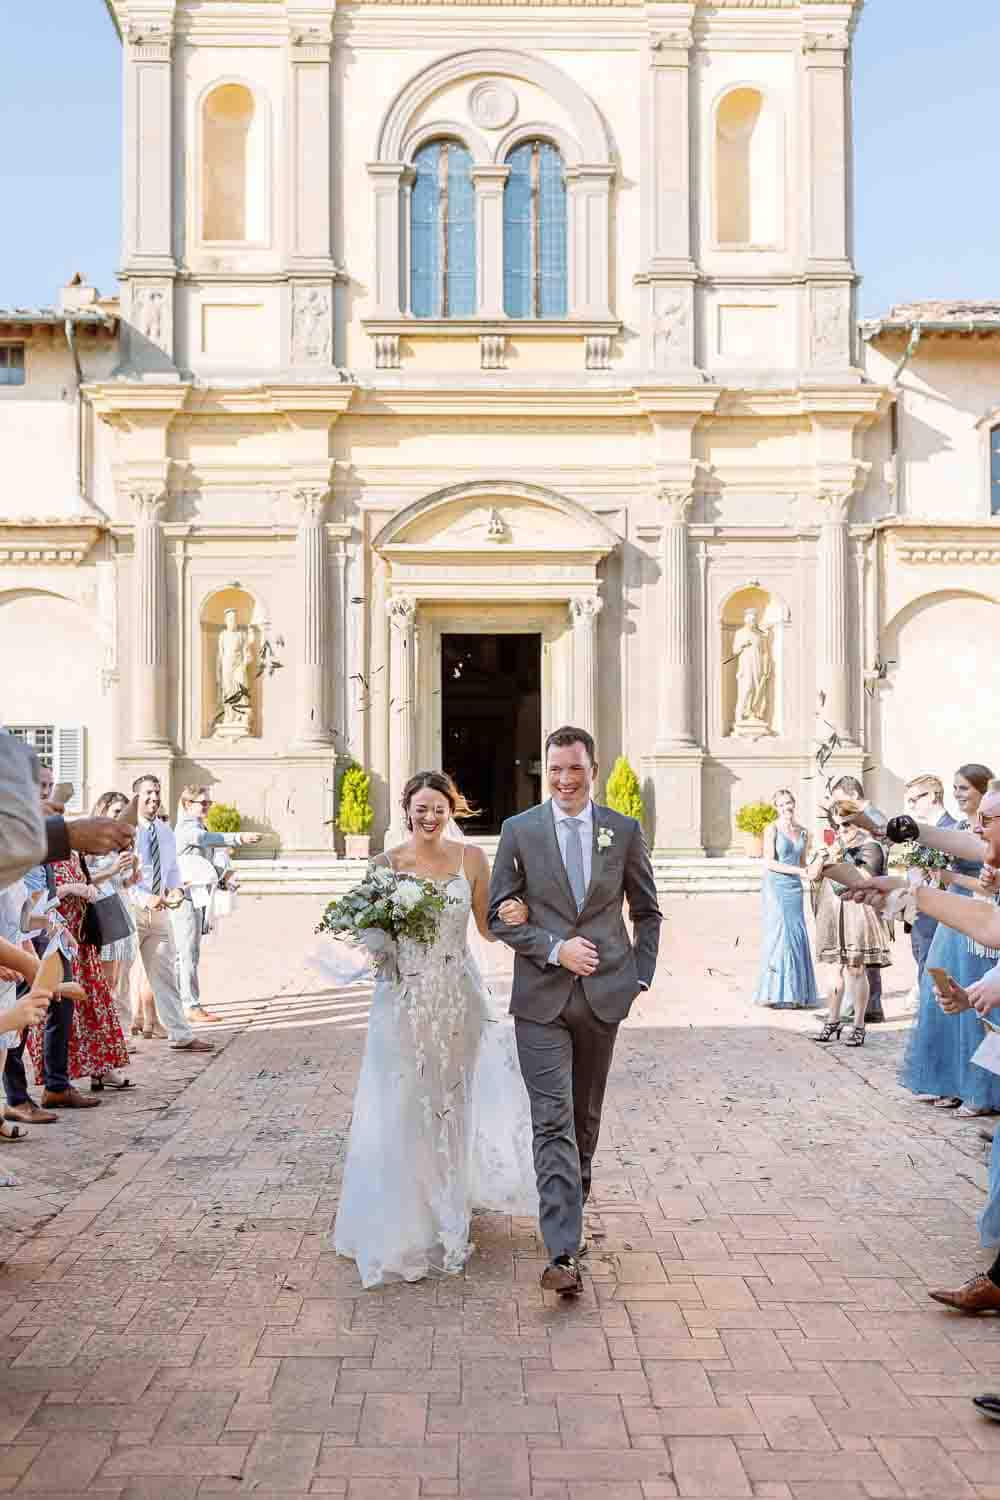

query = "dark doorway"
[[441, 633, 542, 835]]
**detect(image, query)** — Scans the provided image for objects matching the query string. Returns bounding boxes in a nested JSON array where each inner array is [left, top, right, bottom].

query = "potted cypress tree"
[[338, 763, 374, 858], [734, 799, 777, 858], [605, 755, 645, 825]]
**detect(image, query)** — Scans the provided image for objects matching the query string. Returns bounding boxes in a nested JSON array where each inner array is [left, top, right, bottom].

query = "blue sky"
[[0, 1, 997, 318]]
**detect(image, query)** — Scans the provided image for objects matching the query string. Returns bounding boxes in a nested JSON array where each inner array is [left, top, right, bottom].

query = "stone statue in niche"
[[732, 608, 772, 732], [134, 287, 166, 348], [214, 608, 258, 739]]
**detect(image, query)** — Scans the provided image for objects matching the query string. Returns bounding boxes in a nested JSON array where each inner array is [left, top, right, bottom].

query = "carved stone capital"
[[651, 29, 694, 56], [130, 488, 167, 524], [569, 595, 604, 626], [387, 594, 417, 632], [125, 19, 173, 60], [288, 17, 333, 58], [658, 485, 695, 523], [802, 30, 849, 54], [292, 486, 329, 524], [816, 487, 853, 522]]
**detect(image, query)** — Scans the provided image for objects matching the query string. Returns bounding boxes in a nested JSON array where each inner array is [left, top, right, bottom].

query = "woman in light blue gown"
[[752, 790, 820, 1009], [901, 763, 1000, 1116]]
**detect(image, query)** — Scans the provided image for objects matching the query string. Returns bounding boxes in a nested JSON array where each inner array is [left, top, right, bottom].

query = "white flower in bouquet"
[[393, 878, 425, 912]]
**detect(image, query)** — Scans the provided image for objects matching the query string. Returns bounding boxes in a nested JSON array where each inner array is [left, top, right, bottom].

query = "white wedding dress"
[[332, 855, 537, 1288]]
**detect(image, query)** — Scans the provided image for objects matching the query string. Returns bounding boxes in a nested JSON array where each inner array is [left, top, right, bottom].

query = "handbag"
[[78, 857, 134, 949]]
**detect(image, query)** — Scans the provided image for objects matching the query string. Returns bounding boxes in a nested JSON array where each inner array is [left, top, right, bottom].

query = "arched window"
[[201, 83, 266, 243], [715, 87, 780, 247], [503, 141, 567, 319], [409, 141, 476, 318], [991, 425, 1000, 515]]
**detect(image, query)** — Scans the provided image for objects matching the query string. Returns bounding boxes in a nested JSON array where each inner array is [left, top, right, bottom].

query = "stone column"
[[131, 487, 170, 749], [569, 596, 603, 733], [293, 486, 330, 744], [656, 485, 696, 748], [473, 167, 510, 318], [386, 594, 417, 836], [816, 487, 852, 741]]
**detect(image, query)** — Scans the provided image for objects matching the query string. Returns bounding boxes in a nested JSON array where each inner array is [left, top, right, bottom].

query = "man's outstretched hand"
[[65, 818, 135, 857]]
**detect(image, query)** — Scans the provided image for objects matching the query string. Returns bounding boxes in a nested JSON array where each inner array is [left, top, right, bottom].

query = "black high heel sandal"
[[90, 1075, 134, 1093], [843, 1026, 866, 1047], [813, 1020, 844, 1044]]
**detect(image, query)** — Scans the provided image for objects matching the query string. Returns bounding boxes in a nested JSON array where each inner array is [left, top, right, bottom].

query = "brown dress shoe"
[[41, 1087, 101, 1110], [540, 1256, 583, 1295], [4, 1101, 58, 1125], [929, 1274, 1000, 1314]]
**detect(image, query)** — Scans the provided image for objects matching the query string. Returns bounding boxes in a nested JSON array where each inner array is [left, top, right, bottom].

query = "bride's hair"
[[401, 770, 474, 830]]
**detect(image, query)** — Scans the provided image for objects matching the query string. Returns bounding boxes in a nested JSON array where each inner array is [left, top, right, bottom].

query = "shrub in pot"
[[338, 764, 374, 858], [735, 799, 777, 857]]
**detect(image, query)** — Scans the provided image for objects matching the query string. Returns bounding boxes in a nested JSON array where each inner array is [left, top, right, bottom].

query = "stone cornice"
[[87, 381, 356, 424], [0, 520, 104, 566]]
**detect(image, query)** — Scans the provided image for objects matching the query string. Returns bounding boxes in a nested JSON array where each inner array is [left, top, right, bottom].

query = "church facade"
[[1, 0, 998, 852]]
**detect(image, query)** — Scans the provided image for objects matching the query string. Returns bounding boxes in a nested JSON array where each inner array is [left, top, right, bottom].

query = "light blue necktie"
[[564, 817, 587, 912]]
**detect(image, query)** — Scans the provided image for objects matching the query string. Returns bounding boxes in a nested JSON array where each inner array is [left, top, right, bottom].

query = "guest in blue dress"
[[901, 763, 1000, 1116], [752, 790, 820, 1009]]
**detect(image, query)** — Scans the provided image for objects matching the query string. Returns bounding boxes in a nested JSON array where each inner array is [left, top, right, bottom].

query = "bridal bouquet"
[[312, 866, 449, 986], [888, 841, 951, 879]]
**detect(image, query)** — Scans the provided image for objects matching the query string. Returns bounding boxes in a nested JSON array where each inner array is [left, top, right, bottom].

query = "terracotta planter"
[[743, 831, 764, 858], [344, 834, 371, 859]]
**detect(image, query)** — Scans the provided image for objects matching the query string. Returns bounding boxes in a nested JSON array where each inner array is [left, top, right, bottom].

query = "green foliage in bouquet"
[[338, 763, 374, 836], [605, 756, 644, 823], [316, 865, 447, 947], [735, 800, 779, 838], [888, 842, 951, 874], [205, 802, 241, 833]]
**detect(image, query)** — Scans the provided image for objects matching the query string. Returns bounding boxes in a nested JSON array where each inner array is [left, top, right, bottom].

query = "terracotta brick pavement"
[[0, 892, 998, 1499]]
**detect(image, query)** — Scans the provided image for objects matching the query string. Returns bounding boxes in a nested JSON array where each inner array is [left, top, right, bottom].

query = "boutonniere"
[[596, 827, 614, 852]]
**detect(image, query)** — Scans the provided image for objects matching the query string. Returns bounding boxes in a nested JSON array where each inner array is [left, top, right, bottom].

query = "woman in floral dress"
[[26, 854, 131, 1092]]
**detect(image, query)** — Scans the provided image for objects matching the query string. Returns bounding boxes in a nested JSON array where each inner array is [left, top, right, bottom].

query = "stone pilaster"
[[569, 595, 603, 733], [369, 164, 413, 316], [286, 10, 336, 270], [566, 167, 615, 319], [816, 486, 853, 742], [656, 485, 696, 749], [130, 487, 170, 749], [386, 594, 417, 838], [293, 486, 331, 745], [473, 167, 510, 319]]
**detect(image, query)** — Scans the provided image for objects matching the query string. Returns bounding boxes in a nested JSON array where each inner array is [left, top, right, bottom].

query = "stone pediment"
[[372, 481, 618, 559]]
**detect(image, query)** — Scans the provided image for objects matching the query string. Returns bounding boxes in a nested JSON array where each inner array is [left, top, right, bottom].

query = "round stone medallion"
[[468, 80, 518, 131]]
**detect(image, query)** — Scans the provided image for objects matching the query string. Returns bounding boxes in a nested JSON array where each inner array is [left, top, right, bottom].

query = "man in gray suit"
[[489, 726, 661, 1294], [903, 773, 957, 977]]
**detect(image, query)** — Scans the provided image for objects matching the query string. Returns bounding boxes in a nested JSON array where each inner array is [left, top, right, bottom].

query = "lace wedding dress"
[[332, 859, 537, 1288]]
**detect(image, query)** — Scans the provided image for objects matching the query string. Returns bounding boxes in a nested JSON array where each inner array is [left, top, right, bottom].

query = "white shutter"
[[54, 726, 85, 812]]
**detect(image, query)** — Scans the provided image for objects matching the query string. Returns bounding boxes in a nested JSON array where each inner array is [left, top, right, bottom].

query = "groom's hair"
[[545, 726, 596, 765]]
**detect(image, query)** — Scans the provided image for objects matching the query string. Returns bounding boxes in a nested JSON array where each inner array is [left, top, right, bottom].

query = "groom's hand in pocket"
[[559, 937, 599, 977]]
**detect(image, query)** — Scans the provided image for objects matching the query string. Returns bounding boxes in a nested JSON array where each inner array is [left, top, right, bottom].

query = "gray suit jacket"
[[0, 733, 47, 890], [488, 801, 662, 1023]]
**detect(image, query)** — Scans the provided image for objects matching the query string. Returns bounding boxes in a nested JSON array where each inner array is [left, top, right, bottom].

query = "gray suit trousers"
[[515, 982, 618, 1261]]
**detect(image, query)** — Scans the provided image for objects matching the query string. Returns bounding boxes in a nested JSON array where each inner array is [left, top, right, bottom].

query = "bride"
[[332, 770, 538, 1288]]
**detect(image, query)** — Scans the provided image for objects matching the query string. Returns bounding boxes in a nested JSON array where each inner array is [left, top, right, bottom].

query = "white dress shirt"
[[551, 798, 595, 893], [547, 799, 594, 967], [133, 819, 182, 908]]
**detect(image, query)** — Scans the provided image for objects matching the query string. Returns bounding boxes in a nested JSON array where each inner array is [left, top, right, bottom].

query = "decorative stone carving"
[[651, 291, 690, 371], [896, 544, 1000, 564], [585, 334, 612, 370], [812, 285, 850, 368], [291, 286, 332, 365], [387, 594, 417, 632], [374, 334, 400, 370], [132, 287, 168, 351], [803, 31, 849, 52], [125, 20, 172, 57], [651, 30, 694, 52], [292, 485, 328, 523], [468, 80, 518, 130], [732, 608, 772, 732], [480, 334, 506, 370], [658, 484, 694, 522], [569, 595, 604, 625], [486, 508, 510, 542]]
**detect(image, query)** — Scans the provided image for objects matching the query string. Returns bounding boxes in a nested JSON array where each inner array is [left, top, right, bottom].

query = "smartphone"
[[52, 782, 74, 806], [117, 796, 139, 828], [927, 967, 967, 1002]]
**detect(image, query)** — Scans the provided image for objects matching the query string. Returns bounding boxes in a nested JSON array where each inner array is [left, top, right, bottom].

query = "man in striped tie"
[[131, 776, 213, 1054]]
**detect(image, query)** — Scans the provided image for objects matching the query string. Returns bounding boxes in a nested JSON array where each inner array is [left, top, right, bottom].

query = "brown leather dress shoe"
[[929, 1274, 1000, 1313], [4, 1101, 58, 1125], [41, 1087, 101, 1110], [541, 1255, 583, 1295]]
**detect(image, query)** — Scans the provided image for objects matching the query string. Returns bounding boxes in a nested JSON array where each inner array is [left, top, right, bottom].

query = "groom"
[[489, 726, 662, 1294]]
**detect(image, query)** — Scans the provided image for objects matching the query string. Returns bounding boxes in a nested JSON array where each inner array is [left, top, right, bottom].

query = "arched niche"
[[721, 586, 790, 738], [714, 85, 783, 248], [200, 587, 267, 741], [200, 81, 269, 244]]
